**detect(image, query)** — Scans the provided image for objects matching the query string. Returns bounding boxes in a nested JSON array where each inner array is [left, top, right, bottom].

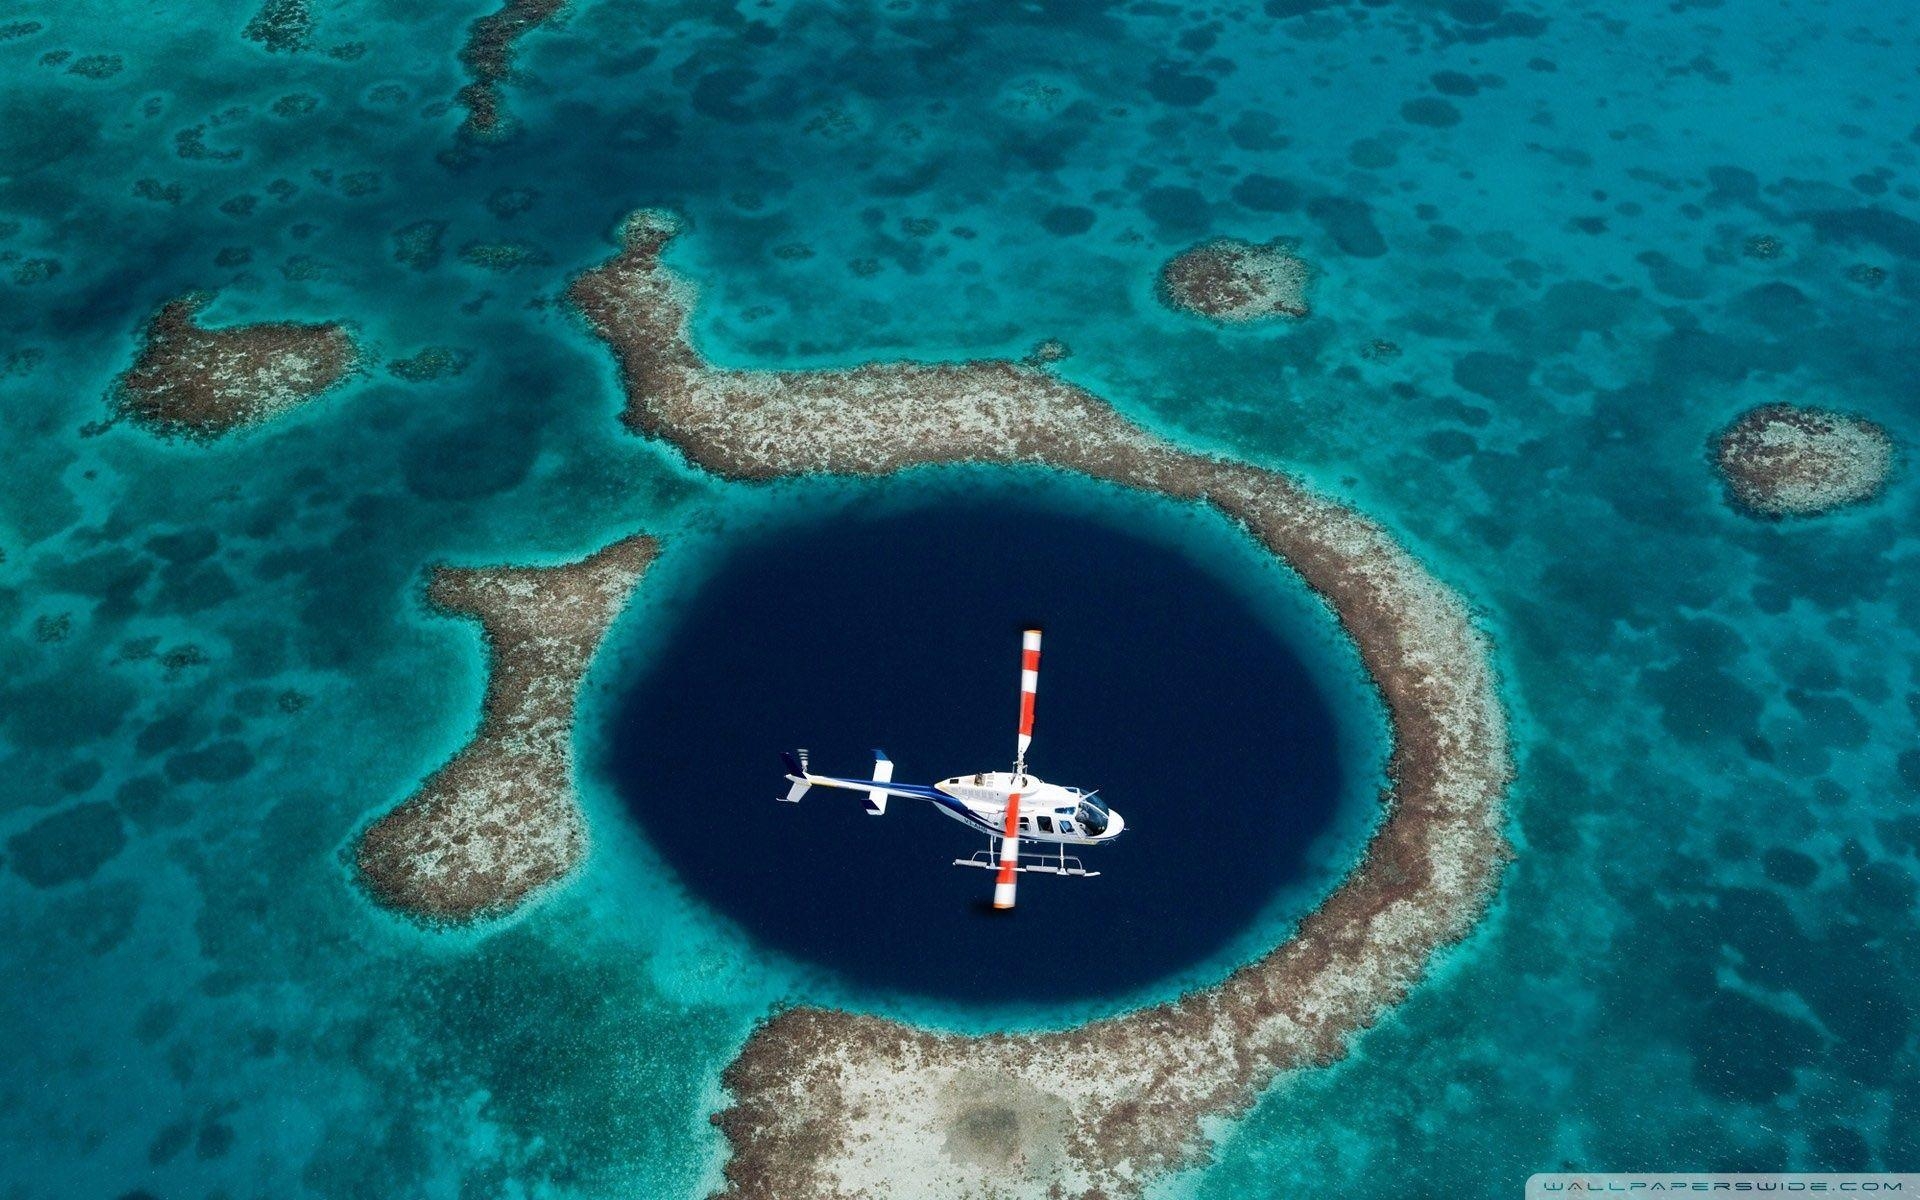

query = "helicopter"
[[779, 629, 1124, 909]]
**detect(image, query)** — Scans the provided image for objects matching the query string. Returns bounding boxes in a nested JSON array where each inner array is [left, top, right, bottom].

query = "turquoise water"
[[2, 0, 1917, 1195]]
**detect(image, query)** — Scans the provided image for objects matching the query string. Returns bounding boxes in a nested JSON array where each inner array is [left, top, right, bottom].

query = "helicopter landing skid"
[[953, 848, 1099, 878]]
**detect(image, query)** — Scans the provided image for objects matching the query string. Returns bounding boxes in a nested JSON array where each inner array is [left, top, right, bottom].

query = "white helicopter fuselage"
[[781, 760, 1124, 846], [930, 771, 1125, 845]]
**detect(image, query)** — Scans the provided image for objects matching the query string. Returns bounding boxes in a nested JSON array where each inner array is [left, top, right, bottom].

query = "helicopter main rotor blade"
[[994, 791, 1021, 910], [1015, 628, 1041, 774]]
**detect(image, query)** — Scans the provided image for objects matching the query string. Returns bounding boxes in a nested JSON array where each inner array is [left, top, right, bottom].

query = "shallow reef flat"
[[355, 536, 658, 923], [564, 212, 1508, 1199], [1712, 403, 1897, 518], [454, 0, 567, 141], [109, 294, 357, 441], [1157, 236, 1315, 323]]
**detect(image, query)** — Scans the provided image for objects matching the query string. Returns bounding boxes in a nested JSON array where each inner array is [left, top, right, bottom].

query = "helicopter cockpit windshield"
[[1074, 793, 1109, 835]]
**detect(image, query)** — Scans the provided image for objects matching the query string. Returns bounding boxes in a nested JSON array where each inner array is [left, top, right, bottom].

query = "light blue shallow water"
[[2, 0, 1917, 1195]]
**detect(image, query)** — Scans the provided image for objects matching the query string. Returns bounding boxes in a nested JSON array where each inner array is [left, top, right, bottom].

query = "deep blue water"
[[600, 481, 1357, 1005], [3, 0, 1920, 1195]]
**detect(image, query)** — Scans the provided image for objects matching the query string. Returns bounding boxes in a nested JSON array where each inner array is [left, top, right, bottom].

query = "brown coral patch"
[[1712, 403, 1896, 518], [355, 536, 658, 923], [111, 294, 356, 440], [1156, 237, 1313, 323], [454, 0, 565, 140]]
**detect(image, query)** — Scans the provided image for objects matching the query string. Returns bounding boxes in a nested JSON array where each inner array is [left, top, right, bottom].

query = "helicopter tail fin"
[[864, 750, 893, 815], [778, 749, 811, 803]]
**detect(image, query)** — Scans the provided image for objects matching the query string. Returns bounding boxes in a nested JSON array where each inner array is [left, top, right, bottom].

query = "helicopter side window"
[[1058, 820, 1074, 835], [1037, 816, 1054, 833], [1018, 816, 1031, 833]]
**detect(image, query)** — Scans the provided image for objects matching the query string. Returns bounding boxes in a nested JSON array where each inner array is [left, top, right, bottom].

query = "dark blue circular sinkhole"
[[599, 479, 1369, 1007]]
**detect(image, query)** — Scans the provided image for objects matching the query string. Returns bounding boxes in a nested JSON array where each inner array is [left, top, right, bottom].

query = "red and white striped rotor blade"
[[994, 792, 1021, 910], [1016, 628, 1041, 772]]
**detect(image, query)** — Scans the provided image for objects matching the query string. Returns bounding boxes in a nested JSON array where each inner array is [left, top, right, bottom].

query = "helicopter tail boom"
[[776, 748, 894, 814]]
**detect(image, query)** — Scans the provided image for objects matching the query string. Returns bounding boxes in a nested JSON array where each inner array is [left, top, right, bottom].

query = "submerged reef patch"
[[1156, 236, 1314, 323], [557, 212, 1513, 1199], [454, 0, 565, 140], [110, 294, 357, 440], [242, 0, 313, 54], [6, 801, 127, 888], [355, 537, 657, 923], [1712, 404, 1896, 518]]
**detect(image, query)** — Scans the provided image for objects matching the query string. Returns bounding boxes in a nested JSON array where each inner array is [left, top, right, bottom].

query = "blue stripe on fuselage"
[[814, 776, 998, 833]]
